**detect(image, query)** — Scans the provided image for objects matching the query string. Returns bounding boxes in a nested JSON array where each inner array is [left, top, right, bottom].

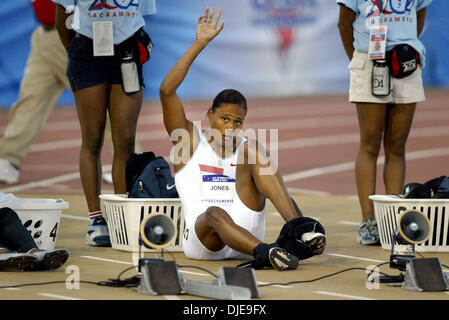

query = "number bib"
[[201, 174, 235, 205]]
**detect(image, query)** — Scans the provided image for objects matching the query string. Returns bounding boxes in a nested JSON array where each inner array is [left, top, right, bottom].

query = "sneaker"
[[300, 231, 326, 253], [357, 218, 380, 245], [0, 252, 37, 271], [85, 217, 111, 247], [102, 172, 113, 184], [26, 248, 69, 271], [268, 247, 299, 271], [0, 158, 19, 184], [238, 243, 299, 271]]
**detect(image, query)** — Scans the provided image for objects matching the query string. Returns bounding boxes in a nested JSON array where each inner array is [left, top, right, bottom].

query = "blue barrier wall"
[[0, 0, 447, 108]]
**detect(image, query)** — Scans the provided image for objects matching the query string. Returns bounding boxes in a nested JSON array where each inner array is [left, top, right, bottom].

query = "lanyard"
[[379, 0, 388, 19], [101, 0, 106, 14]]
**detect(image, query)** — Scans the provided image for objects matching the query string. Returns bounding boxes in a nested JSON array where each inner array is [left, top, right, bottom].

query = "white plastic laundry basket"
[[369, 195, 449, 252], [100, 194, 185, 252], [1, 198, 69, 250]]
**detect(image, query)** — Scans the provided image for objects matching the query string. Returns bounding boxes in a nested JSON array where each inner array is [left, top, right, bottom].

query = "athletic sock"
[[89, 211, 103, 221]]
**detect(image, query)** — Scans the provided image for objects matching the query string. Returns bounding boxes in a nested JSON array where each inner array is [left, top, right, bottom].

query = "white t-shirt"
[[337, 0, 432, 66]]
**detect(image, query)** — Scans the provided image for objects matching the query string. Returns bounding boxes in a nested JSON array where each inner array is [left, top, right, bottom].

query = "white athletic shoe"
[[102, 172, 113, 184], [0, 158, 19, 184]]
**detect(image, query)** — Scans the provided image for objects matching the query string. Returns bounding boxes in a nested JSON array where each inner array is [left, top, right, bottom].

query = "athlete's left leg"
[[194, 206, 261, 256]]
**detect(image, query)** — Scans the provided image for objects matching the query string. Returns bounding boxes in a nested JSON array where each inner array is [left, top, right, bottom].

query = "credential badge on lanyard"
[[370, 0, 390, 96], [368, 0, 388, 60], [92, 0, 114, 56]]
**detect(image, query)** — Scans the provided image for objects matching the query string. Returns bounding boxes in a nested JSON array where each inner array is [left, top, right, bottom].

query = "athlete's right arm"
[[159, 8, 224, 137]]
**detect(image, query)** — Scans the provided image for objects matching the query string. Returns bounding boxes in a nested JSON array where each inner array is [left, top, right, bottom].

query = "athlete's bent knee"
[[205, 206, 231, 227]]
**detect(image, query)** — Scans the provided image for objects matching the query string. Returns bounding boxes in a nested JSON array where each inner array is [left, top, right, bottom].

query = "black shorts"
[[66, 33, 144, 91]]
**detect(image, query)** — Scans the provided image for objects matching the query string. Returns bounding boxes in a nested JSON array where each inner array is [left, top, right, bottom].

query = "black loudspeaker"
[[390, 209, 431, 271], [219, 267, 261, 298], [139, 213, 177, 249], [397, 209, 430, 244], [403, 258, 448, 292]]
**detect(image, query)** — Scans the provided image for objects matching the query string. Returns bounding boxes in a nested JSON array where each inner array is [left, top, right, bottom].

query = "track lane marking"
[[37, 293, 84, 300], [326, 254, 384, 263], [4, 146, 449, 194], [284, 146, 449, 183], [314, 290, 376, 300]]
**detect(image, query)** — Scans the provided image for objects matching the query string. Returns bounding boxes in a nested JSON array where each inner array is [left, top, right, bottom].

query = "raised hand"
[[196, 8, 224, 43]]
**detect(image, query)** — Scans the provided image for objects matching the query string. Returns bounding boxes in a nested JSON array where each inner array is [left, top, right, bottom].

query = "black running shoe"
[[0, 253, 38, 271], [26, 248, 69, 271], [268, 247, 299, 271]]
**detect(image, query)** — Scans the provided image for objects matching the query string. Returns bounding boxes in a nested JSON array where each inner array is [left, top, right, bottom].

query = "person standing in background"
[[337, 0, 431, 245], [0, 0, 142, 185], [54, 0, 156, 247]]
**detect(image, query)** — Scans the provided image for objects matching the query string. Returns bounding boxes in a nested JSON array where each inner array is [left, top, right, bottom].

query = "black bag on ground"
[[126, 152, 178, 198]]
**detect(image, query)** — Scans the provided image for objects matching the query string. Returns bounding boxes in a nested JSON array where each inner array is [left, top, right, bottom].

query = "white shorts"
[[182, 198, 265, 261], [349, 50, 425, 104]]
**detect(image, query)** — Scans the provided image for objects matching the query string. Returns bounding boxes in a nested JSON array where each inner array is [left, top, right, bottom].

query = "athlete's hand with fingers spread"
[[196, 8, 224, 43]]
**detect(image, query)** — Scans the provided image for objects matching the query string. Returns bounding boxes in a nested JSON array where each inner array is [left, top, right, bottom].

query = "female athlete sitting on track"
[[159, 8, 326, 271]]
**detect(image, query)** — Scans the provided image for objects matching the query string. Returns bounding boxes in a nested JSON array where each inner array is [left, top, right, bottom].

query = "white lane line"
[[278, 125, 449, 151], [0, 165, 111, 193], [287, 187, 330, 196], [62, 214, 90, 221], [4, 102, 447, 134], [339, 221, 360, 226], [284, 146, 449, 183], [3, 142, 449, 194], [284, 161, 354, 182], [79, 255, 210, 300], [178, 269, 211, 277], [79, 255, 212, 278], [80, 256, 133, 265], [0, 171, 81, 193], [0, 286, 21, 291], [268, 212, 320, 221], [314, 290, 376, 300], [37, 293, 84, 300], [327, 253, 384, 263], [248, 111, 449, 131], [25, 110, 449, 153], [24, 165, 79, 171]]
